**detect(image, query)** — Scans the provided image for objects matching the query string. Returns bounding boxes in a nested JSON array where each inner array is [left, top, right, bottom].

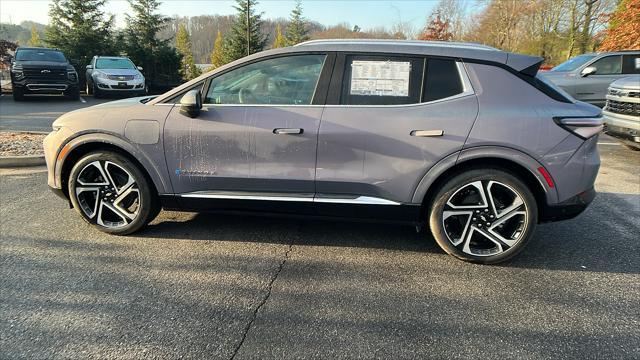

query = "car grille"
[[107, 75, 134, 81], [23, 68, 67, 79], [608, 89, 640, 98], [605, 99, 640, 116]]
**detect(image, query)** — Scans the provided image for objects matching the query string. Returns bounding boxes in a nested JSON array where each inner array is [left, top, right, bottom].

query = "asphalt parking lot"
[[1, 96, 639, 359]]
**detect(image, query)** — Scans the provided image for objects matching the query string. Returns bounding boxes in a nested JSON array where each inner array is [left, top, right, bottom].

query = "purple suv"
[[43, 40, 603, 263]]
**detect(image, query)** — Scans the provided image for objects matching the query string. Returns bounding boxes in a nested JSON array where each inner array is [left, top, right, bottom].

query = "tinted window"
[[205, 54, 326, 105], [96, 58, 136, 70], [591, 55, 622, 75], [16, 49, 66, 62], [552, 54, 596, 72], [423, 59, 463, 102], [622, 55, 640, 74], [340, 55, 423, 105]]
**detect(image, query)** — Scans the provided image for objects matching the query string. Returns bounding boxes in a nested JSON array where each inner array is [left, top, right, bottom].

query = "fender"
[[411, 146, 558, 205], [54, 131, 172, 194]]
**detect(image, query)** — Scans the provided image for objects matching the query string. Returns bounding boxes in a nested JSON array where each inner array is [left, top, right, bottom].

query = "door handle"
[[273, 128, 303, 135], [410, 130, 444, 137]]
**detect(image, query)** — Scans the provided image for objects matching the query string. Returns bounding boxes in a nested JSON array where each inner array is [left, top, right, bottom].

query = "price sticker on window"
[[350, 60, 411, 97]]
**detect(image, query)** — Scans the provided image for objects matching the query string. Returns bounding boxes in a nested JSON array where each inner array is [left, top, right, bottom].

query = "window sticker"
[[350, 60, 411, 97]]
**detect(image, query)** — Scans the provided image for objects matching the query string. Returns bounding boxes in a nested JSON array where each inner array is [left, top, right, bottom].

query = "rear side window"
[[340, 55, 424, 105], [622, 54, 640, 74], [423, 59, 463, 102]]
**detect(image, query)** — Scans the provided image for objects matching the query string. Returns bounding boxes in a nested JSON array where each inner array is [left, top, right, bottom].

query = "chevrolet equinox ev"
[[44, 40, 603, 263]]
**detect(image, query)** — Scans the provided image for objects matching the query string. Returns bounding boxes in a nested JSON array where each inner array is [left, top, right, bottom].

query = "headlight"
[[95, 71, 108, 80], [134, 74, 143, 80], [11, 64, 23, 79]]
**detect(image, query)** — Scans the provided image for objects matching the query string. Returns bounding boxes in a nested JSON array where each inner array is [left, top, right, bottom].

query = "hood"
[[609, 75, 640, 90], [92, 95, 156, 109], [95, 68, 141, 76], [19, 60, 69, 69]]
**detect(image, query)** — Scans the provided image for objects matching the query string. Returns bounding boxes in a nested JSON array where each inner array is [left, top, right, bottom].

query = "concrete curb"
[[0, 155, 46, 168]]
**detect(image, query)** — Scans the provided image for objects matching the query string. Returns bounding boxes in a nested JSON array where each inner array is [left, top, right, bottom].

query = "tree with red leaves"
[[599, 0, 640, 51], [417, 13, 453, 41]]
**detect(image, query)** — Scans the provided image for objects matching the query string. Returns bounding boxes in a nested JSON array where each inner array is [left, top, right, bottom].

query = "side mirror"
[[180, 89, 202, 118], [86, 65, 93, 70], [137, 66, 143, 71], [581, 66, 596, 77]]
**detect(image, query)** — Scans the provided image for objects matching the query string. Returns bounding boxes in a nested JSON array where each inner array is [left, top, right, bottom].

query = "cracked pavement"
[[1, 135, 639, 359]]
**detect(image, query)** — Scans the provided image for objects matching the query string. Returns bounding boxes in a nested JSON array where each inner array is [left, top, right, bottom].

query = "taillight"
[[553, 116, 603, 140]]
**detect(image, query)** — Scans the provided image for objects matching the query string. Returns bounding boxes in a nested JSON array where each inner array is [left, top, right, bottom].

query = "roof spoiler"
[[506, 53, 544, 77]]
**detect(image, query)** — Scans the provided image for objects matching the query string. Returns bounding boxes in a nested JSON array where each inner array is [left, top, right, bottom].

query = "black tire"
[[68, 151, 160, 235], [93, 83, 102, 98], [12, 88, 24, 101], [428, 168, 538, 264], [65, 87, 80, 100]]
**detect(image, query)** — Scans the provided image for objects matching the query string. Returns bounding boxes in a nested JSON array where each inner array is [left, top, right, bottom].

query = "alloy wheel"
[[74, 160, 141, 228], [442, 180, 528, 257]]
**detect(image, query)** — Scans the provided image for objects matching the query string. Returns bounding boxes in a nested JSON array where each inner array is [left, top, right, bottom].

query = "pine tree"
[[272, 24, 286, 48], [208, 30, 226, 70], [285, 1, 310, 46], [223, 0, 268, 63], [124, 0, 181, 90], [45, 0, 115, 69], [176, 23, 201, 80], [28, 25, 41, 47]]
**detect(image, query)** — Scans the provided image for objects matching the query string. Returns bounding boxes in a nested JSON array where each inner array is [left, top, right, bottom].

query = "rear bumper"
[[540, 187, 596, 222]]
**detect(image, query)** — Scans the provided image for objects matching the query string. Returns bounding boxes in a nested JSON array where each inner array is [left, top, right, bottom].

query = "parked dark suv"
[[10, 47, 79, 100]]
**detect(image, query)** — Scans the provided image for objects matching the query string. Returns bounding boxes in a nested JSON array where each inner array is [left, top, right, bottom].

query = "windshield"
[[16, 49, 67, 62], [96, 58, 136, 70], [551, 54, 596, 72]]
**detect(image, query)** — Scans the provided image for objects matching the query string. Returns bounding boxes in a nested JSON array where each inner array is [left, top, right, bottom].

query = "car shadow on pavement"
[[134, 192, 639, 273]]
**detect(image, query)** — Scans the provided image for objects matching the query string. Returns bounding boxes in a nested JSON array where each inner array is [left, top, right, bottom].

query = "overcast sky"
[[0, 0, 463, 30]]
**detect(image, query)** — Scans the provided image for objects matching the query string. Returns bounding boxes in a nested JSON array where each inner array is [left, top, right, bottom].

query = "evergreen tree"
[[28, 25, 41, 47], [45, 0, 115, 70], [285, 0, 310, 46], [224, 0, 268, 63], [272, 24, 286, 48], [124, 0, 181, 91], [208, 30, 226, 70], [176, 23, 201, 80]]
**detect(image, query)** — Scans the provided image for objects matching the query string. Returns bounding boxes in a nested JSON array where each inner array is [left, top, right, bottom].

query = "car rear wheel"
[[428, 168, 538, 264], [68, 151, 159, 235]]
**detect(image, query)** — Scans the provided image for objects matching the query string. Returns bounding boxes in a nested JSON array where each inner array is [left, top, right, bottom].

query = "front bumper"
[[95, 77, 145, 92], [603, 110, 640, 144], [540, 187, 596, 222]]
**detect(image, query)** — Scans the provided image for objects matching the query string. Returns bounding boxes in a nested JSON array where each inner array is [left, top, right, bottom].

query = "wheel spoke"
[[104, 161, 135, 194], [77, 161, 110, 186], [113, 186, 140, 220], [462, 226, 505, 256], [446, 181, 488, 209], [443, 211, 473, 246], [96, 199, 130, 227], [488, 210, 527, 246], [75, 186, 100, 219], [487, 181, 525, 218]]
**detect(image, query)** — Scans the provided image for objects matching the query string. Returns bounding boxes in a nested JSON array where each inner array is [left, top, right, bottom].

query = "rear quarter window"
[[423, 59, 464, 102]]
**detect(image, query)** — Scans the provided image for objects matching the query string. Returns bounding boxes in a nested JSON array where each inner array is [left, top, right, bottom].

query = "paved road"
[[0, 94, 111, 132], [1, 135, 639, 358]]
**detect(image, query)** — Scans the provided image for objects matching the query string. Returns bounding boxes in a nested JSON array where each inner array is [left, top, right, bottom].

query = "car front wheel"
[[68, 151, 159, 235], [428, 168, 538, 264]]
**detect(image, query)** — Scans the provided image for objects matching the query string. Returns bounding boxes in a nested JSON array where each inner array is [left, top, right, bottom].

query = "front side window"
[[590, 55, 622, 75], [551, 54, 596, 72], [96, 58, 136, 70], [340, 55, 423, 105], [423, 58, 463, 102], [205, 54, 326, 105]]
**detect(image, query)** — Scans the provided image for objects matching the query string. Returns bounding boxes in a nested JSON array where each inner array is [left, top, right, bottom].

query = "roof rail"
[[295, 39, 499, 51]]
